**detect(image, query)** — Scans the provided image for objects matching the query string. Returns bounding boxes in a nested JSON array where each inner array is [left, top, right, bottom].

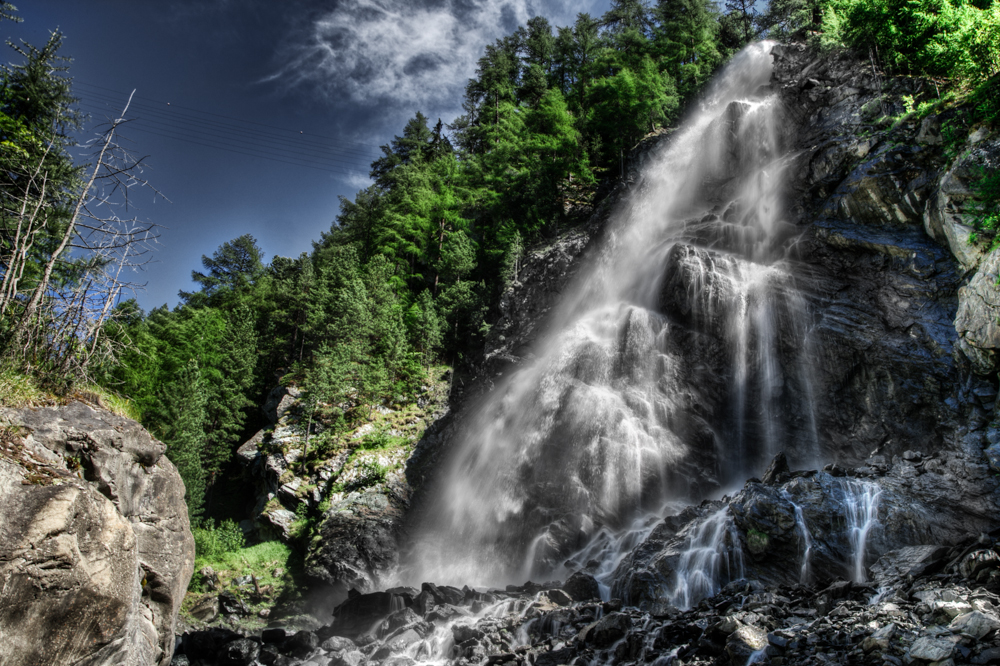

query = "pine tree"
[[180, 234, 264, 307], [204, 304, 258, 481], [408, 289, 443, 366], [162, 358, 208, 521], [653, 0, 724, 99]]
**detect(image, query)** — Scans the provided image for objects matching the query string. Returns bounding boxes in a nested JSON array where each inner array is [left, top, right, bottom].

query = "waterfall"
[[840, 479, 881, 582], [405, 41, 819, 589], [782, 490, 813, 584], [667, 508, 745, 610]]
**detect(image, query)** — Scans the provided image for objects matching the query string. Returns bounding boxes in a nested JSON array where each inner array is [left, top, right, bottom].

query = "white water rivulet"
[[406, 42, 822, 594]]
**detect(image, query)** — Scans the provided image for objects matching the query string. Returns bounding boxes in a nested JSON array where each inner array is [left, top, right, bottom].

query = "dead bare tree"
[[1, 92, 164, 382]]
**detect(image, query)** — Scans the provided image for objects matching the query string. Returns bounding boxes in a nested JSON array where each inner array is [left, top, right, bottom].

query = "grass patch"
[[0, 369, 48, 407], [184, 537, 299, 631], [0, 368, 141, 422], [75, 384, 142, 421], [193, 539, 293, 584]]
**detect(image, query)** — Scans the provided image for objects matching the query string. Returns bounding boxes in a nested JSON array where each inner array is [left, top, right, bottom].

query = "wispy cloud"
[[268, 0, 602, 113]]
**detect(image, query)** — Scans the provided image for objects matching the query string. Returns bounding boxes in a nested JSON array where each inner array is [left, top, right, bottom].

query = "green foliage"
[[819, 0, 1000, 81], [357, 457, 389, 486], [162, 359, 209, 521], [179, 234, 265, 307], [969, 166, 1000, 249], [192, 518, 246, 560], [357, 426, 410, 451], [0, 368, 45, 406], [188, 538, 293, 610]]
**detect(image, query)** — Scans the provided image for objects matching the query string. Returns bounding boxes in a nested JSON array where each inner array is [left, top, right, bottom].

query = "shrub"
[[192, 519, 245, 560]]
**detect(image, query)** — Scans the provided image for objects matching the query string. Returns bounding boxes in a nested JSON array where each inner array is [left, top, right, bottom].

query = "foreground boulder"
[[0, 401, 195, 666]]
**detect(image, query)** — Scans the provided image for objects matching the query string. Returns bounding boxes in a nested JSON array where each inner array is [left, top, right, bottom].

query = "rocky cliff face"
[[231, 369, 452, 602], [0, 402, 194, 666], [772, 42, 1000, 467]]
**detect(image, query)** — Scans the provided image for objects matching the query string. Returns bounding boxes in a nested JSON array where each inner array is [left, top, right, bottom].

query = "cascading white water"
[[667, 508, 745, 610], [840, 479, 881, 582], [548, 506, 680, 601], [782, 490, 813, 585], [405, 41, 819, 589]]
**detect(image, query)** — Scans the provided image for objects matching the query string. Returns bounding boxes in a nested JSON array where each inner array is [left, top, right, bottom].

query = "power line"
[[109, 123, 371, 177], [74, 81, 386, 156], [76, 88, 382, 163], [76, 99, 376, 172], [72, 107, 374, 177]]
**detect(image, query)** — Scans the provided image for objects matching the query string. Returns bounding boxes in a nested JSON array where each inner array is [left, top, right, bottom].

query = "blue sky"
[[8, 0, 610, 310]]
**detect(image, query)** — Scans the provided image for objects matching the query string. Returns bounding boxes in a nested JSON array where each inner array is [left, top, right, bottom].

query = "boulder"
[[283, 630, 320, 659], [862, 623, 897, 652], [563, 571, 601, 602], [725, 624, 768, 664], [950, 611, 1000, 639], [188, 595, 220, 622], [217, 638, 260, 666], [588, 612, 631, 648], [321, 635, 356, 653], [329, 591, 397, 638], [909, 636, 955, 662], [870, 546, 949, 586], [0, 402, 194, 666]]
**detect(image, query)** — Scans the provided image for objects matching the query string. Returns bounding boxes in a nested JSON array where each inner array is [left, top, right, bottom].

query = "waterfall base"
[[171, 455, 1000, 665]]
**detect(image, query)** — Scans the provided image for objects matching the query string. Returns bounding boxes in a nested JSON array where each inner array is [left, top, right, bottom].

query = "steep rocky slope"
[[0, 401, 195, 666]]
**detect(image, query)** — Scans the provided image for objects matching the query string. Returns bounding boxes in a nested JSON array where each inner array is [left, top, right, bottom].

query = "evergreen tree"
[[180, 234, 264, 307], [408, 289, 443, 366], [0, 31, 82, 327], [162, 358, 208, 521], [602, 0, 654, 34], [203, 304, 258, 481], [653, 0, 724, 99]]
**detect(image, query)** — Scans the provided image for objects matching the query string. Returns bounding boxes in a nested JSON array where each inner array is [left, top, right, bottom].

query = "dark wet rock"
[[871, 546, 948, 585], [482, 220, 601, 376], [761, 452, 791, 485], [951, 610, 1000, 639], [320, 635, 356, 653], [957, 249, 1000, 374], [545, 589, 573, 606], [283, 630, 320, 659], [329, 591, 397, 638], [330, 650, 365, 666], [725, 623, 768, 664], [216, 638, 260, 666], [909, 635, 955, 661], [182, 628, 242, 661], [532, 647, 577, 666], [260, 647, 294, 666], [261, 628, 287, 644], [563, 571, 601, 602], [218, 591, 250, 617], [305, 491, 403, 594], [376, 607, 423, 638], [423, 582, 465, 606], [452, 624, 485, 643], [588, 612, 631, 648]]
